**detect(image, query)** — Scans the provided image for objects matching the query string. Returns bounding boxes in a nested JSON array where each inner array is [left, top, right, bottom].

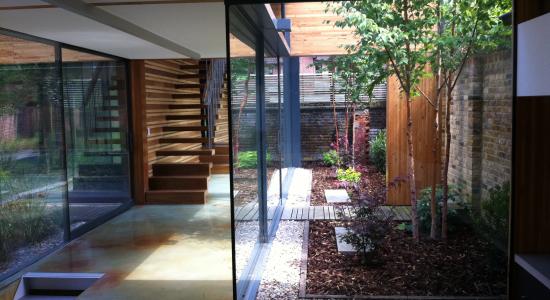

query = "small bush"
[[237, 151, 271, 169], [476, 182, 510, 248], [336, 167, 361, 184], [369, 130, 386, 173], [339, 198, 393, 265], [0, 199, 62, 263], [322, 150, 341, 167], [417, 185, 468, 235]]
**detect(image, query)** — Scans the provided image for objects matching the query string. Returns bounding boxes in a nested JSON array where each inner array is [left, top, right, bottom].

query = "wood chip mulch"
[[234, 168, 274, 207], [306, 221, 507, 297], [304, 162, 386, 206]]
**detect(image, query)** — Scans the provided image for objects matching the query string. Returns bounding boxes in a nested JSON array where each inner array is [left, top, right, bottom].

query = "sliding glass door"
[[61, 48, 131, 234]]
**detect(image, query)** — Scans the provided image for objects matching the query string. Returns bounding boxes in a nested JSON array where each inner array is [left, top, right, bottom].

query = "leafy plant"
[[369, 130, 386, 173], [0, 198, 62, 263], [475, 182, 510, 249], [336, 167, 361, 184], [322, 150, 341, 167], [417, 185, 468, 236], [339, 198, 393, 265], [237, 151, 271, 169]]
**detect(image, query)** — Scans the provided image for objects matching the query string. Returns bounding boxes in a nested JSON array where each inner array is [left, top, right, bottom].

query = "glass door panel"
[[265, 54, 281, 232], [229, 31, 259, 288], [61, 48, 131, 232]]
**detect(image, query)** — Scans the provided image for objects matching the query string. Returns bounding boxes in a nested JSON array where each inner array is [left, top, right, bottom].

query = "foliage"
[[237, 151, 271, 169], [336, 167, 362, 184], [430, 0, 511, 239], [328, 0, 437, 98], [322, 150, 341, 167], [369, 130, 386, 173], [0, 198, 62, 263], [417, 185, 468, 235], [328, 0, 440, 241], [230, 58, 254, 91], [339, 198, 393, 265], [475, 182, 510, 248], [431, 0, 511, 77], [313, 54, 377, 107]]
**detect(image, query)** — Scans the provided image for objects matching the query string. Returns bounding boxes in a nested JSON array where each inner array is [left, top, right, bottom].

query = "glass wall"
[[265, 55, 282, 231], [229, 4, 289, 298], [0, 32, 66, 281], [62, 48, 131, 233], [0, 30, 131, 281]]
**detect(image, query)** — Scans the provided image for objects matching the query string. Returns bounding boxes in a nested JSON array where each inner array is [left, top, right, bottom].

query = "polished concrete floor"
[[15, 175, 233, 299]]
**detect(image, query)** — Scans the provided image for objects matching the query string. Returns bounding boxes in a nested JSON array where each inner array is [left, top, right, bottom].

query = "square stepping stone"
[[325, 189, 350, 203], [335, 227, 355, 255], [335, 227, 372, 255]]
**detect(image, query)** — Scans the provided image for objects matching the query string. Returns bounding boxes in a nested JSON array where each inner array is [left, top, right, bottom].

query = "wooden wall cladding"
[[130, 60, 148, 204], [386, 75, 440, 205], [515, 0, 550, 23], [513, 96, 550, 253], [513, 0, 550, 254], [143, 59, 206, 172]]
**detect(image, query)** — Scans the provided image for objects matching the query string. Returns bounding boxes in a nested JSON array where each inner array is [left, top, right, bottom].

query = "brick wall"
[[232, 102, 387, 162], [448, 49, 512, 205]]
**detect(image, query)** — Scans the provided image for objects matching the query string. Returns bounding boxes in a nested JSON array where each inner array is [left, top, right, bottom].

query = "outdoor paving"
[[334, 227, 356, 254], [324, 189, 351, 203], [235, 204, 412, 221]]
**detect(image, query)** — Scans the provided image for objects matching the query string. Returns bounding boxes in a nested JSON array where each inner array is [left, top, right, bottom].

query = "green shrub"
[[476, 182, 510, 248], [336, 167, 362, 184], [237, 151, 272, 169], [339, 199, 393, 265], [369, 130, 386, 173], [417, 185, 468, 235], [322, 150, 341, 167], [0, 199, 62, 263]]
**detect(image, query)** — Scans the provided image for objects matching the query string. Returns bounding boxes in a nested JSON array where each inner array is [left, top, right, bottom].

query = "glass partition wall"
[[0, 30, 131, 282], [229, 4, 289, 299]]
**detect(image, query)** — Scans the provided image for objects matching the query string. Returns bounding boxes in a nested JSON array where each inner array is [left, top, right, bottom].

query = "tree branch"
[[415, 85, 436, 108]]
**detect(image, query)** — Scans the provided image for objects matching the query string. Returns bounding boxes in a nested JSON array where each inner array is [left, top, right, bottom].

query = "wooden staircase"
[[143, 59, 229, 204], [69, 68, 130, 203]]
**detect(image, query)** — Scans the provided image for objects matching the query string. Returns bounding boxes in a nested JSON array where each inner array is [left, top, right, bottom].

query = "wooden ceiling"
[[285, 2, 358, 57], [0, 34, 112, 64]]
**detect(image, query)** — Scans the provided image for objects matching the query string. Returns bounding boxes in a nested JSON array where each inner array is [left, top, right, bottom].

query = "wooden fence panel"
[[386, 75, 440, 205]]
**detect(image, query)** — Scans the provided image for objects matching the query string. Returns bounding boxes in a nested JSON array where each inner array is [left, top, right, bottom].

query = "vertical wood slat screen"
[[386, 74, 440, 205]]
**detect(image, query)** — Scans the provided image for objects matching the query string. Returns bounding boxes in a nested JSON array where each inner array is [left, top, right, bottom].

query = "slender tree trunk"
[[351, 103, 356, 167], [233, 63, 252, 165], [330, 71, 339, 152], [344, 97, 349, 154], [405, 93, 420, 241], [429, 93, 441, 239], [442, 76, 453, 240]]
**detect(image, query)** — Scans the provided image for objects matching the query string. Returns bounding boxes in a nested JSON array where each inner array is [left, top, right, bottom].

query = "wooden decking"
[[235, 203, 412, 222]]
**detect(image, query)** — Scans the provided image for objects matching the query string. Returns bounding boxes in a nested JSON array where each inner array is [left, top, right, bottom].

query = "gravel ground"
[[235, 221, 259, 279], [284, 168, 312, 207], [257, 221, 305, 300]]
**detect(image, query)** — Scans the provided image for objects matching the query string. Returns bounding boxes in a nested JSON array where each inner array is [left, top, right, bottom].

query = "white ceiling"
[[0, 1, 226, 59]]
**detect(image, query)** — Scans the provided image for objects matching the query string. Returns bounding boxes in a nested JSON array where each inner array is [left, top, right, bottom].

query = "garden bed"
[[234, 168, 275, 207], [305, 220, 507, 297], [304, 162, 386, 206]]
